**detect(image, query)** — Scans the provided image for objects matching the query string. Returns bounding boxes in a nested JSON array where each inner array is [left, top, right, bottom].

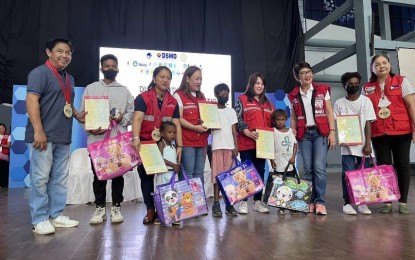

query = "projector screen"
[[99, 47, 232, 105]]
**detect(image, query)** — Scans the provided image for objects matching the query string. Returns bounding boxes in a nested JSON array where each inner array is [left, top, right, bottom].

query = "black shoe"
[[212, 202, 223, 217], [290, 210, 299, 215], [225, 205, 238, 217]]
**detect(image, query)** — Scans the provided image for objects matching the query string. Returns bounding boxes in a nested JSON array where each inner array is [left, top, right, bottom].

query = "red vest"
[[288, 84, 330, 141], [140, 90, 177, 140], [1, 134, 9, 155], [363, 75, 411, 137], [177, 91, 208, 147], [237, 94, 273, 151]]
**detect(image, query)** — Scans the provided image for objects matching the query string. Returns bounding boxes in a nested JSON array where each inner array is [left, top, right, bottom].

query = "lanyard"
[[45, 60, 71, 104]]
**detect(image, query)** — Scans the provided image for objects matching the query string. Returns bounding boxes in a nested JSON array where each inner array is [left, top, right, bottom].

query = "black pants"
[[137, 164, 155, 210], [240, 149, 266, 201], [91, 159, 124, 207], [0, 160, 9, 187], [371, 134, 412, 203]]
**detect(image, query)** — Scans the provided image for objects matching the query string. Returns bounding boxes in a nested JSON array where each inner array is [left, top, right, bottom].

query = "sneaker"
[[278, 209, 286, 215], [32, 220, 55, 235], [111, 206, 124, 223], [379, 203, 393, 214], [343, 204, 357, 215], [212, 202, 223, 217], [315, 204, 327, 215], [225, 205, 238, 217], [90, 206, 106, 224], [309, 203, 316, 213], [239, 201, 248, 214], [252, 200, 270, 213], [399, 203, 410, 215], [51, 215, 79, 228], [357, 205, 372, 215]]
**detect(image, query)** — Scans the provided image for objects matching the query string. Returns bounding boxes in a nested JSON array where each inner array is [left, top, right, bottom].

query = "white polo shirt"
[[299, 84, 331, 126]]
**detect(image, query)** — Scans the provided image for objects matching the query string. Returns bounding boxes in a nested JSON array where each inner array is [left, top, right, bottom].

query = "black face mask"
[[346, 85, 360, 95], [102, 69, 118, 80], [217, 96, 229, 105]]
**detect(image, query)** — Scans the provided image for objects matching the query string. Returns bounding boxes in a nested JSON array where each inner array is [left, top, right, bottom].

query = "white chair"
[[67, 148, 95, 204], [203, 155, 214, 198]]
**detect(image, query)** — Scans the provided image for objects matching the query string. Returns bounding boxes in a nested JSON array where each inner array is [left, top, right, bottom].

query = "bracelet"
[[330, 129, 336, 132], [132, 136, 140, 140]]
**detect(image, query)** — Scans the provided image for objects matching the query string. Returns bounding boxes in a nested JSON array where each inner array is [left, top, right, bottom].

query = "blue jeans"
[[298, 129, 328, 205], [181, 147, 206, 186], [342, 155, 370, 204], [28, 143, 70, 225]]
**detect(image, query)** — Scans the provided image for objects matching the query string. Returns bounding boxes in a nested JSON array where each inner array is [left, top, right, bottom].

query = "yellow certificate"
[[256, 127, 275, 159], [199, 101, 221, 129], [139, 141, 168, 175], [84, 96, 110, 130], [336, 115, 363, 145]]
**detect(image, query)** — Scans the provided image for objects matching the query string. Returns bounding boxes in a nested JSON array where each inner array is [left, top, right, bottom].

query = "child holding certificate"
[[211, 83, 239, 217], [270, 109, 298, 215], [334, 72, 376, 215]]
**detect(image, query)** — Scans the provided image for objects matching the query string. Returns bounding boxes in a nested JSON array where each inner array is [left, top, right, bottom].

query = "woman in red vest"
[[0, 123, 11, 188], [288, 62, 336, 215], [173, 66, 209, 186], [132, 66, 183, 224], [363, 54, 415, 214], [234, 73, 274, 214]]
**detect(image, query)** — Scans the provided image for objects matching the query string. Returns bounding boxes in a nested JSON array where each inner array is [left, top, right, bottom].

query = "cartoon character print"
[[180, 192, 195, 217], [276, 186, 293, 207], [224, 185, 238, 204], [366, 175, 388, 202], [106, 143, 132, 173], [233, 170, 256, 200], [163, 190, 182, 222]]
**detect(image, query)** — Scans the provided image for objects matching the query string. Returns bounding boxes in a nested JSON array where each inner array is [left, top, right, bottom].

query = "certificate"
[[139, 141, 168, 175], [199, 101, 221, 129], [84, 96, 110, 130], [256, 127, 275, 159], [336, 115, 363, 145]]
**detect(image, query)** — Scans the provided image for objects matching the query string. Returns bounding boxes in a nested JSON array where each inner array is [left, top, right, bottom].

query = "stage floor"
[[1, 173, 415, 260]]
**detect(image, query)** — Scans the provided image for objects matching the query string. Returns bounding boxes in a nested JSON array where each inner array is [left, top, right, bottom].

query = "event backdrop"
[[9, 85, 86, 188]]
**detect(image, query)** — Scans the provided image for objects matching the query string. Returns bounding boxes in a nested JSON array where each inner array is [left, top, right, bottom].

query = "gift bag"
[[266, 163, 312, 212], [154, 168, 208, 225], [87, 121, 141, 180], [216, 159, 264, 205], [345, 156, 400, 205]]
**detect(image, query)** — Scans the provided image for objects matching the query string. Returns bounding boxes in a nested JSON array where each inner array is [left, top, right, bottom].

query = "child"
[[211, 83, 239, 217], [155, 121, 180, 187], [154, 121, 181, 225], [270, 109, 298, 215], [334, 72, 376, 215]]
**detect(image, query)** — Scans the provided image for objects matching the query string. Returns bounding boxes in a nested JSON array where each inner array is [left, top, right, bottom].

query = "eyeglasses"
[[300, 70, 313, 76]]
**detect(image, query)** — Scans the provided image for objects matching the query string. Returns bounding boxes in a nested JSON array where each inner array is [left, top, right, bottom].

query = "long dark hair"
[[148, 66, 172, 90], [369, 54, 395, 82], [0, 123, 7, 134], [174, 66, 205, 99], [244, 73, 269, 104]]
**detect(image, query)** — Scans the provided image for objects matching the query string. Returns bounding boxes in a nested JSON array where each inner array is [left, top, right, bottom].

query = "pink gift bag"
[[87, 121, 141, 180], [345, 156, 400, 205]]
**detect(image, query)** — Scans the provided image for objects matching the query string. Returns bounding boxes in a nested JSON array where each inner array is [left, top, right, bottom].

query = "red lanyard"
[[152, 89, 169, 129], [45, 60, 72, 104]]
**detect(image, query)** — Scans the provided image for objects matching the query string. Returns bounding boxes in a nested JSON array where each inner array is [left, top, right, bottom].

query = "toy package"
[[266, 163, 312, 212], [345, 156, 400, 205], [87, 121, 141, 180], [216, 159, 264, 205], [154, 171, 208, 225]]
